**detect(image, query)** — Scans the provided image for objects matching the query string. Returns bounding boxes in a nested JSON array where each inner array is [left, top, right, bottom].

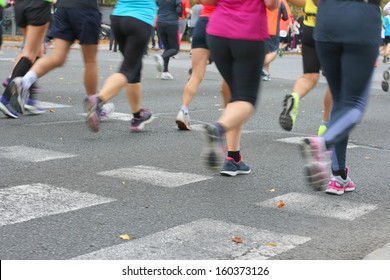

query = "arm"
[[265, 0, 281, 11], [280, 2, 289, 21]]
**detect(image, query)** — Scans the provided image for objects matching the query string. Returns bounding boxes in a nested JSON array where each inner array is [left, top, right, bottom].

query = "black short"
[[192, 17, 209, 49], [50, 8, 101, 44], [302, 25, 321, 74], [14, 0, 52, 28]]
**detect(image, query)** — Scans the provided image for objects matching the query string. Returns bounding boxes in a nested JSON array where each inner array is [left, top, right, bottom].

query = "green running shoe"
[[279, 92, 299, 131]]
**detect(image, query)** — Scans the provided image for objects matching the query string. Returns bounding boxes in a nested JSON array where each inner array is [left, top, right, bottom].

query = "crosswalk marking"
[[79, 112, 133, 121], [98, 165, 212, 188], [0, 183, 116, 226], [73, 218, 311, 260], [257, 192, 377, 221], [39, 101, 72, 109], [277, 136, 363, 149], [0, 146, 77, 162]]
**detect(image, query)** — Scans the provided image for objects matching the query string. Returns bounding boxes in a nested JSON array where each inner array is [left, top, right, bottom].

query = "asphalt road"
[[0, 44, 389, 261]]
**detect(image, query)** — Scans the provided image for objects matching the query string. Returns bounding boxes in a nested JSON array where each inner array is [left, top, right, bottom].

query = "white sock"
[[181, 105, 189, 114], [22, 71, 38, 90]]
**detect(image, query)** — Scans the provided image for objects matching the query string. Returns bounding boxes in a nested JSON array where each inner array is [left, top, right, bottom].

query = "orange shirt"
[[266, 6, 280, 36], [200, 4, 215, 17]]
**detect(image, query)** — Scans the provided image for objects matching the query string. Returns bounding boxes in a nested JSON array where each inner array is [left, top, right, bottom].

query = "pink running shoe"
[[300, 136, 331, 190], [326, 168, 355, 195]]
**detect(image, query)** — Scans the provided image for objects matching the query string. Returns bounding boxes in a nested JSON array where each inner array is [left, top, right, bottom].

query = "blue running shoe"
[[0, 96, 19, 118], [220, 157, 251, 177]]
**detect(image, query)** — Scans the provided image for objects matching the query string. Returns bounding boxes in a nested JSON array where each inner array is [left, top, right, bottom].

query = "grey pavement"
[[0, 41, 390, 260]]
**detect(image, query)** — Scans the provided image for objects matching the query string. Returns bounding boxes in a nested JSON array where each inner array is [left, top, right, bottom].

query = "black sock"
[[333, 169, 347, 180], [133, 111, 141, 119], [3, 57, 32, 100], [227, 151, 241, 162]]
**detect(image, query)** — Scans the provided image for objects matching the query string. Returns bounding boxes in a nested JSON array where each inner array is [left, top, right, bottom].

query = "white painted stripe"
[[257, 192, 377, 221], [98, 165, 212, 188], [0, 146, 77, 162], [0, 184, 115, 226], [277, 137, 365, 149], [74, 218, 310, 260], [39, 101, 72, 108], [79, 112, 133, 121]]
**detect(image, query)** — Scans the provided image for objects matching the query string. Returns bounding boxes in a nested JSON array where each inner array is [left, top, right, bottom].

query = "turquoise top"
[[112, 0, 157, 27]]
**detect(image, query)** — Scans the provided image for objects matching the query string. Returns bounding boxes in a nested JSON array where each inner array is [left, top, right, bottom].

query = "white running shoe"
[[161, 72, 173, 80], [153, 54, 164, 72], [99, 102, 115, 119], [176, 109, 191, 130]]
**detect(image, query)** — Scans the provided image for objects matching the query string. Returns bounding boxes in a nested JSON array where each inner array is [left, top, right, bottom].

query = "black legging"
[[316, 41, 378, 172], [157, 22, 179, 72], [207, 35, 266, 106], [110, 15, 152, 83]]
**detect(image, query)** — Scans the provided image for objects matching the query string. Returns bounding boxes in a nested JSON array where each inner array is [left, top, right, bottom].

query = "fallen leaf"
[[119, 234, 132, 240], [267, 243, 277, 247], [269, 188, 276, 192], [49, 109, 55, 113], [277, 200, 285, 208], [232, 236, 243, 243]]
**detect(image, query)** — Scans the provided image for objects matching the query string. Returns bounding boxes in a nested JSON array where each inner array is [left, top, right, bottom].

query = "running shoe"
[[317, 124, 328, 136], [153, 54, 164, 72], [262, 74, 271, 81], [220, 156, 251, 177], [300, 136, 331, 191], [83, 95, 101, 132], [325, 173, 355, 195], [279, 92, 300, 131], [176, 109, 191, 130], [24, 98, 45, 115], [201, 123, 226, 171], [99, 102, 115, 120], [0, 96, 19, 118], [130, 108, 154, 132], [9, 77, 29, 114], [261, 68, 269, 78], [161, 72, 173, 80]]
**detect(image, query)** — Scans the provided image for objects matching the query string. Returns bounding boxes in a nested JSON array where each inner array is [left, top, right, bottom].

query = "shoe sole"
[[154, 55, 163, 72], [279, 95, 294, 131], [176, 119, 191, 130], [303, 163, 328, 191], [24, 104, 46, 115], [83, 98, 100, 132], [220, 170, 251, 177], [201, 126, 225, 171], [0, 101, 18, 118], [9, 78, 26, 114], [301, 138, 329, 190], [130, 115, 155, 132], [325, 188, 345, 195]]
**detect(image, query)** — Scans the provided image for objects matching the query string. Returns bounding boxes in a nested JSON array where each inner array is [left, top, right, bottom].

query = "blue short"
[[50, 8, 101, 44], [265, 35, 279, 53]]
